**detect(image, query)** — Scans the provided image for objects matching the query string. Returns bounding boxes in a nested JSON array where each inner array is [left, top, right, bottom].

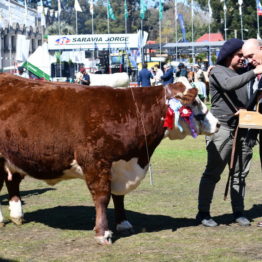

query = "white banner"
[[48, 33, 146, 50]]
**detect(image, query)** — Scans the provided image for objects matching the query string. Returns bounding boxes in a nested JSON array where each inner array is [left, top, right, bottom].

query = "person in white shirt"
[[153, 64, 163, 86], [15, 66, 29, 79]]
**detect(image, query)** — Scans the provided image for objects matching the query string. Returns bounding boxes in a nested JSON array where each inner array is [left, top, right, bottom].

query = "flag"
[[159, 0, 163, 20], [90, 0, 94, 15], [238, 0, 243, 5], [257, 0, 262, 16], [107, 0, 116, 20], [74, 0, 82, 12], [124, 0, 128, 19], [177, 14, 187, 42], [140, 0, 147, 20], [208, 0, 212, 18], [58, 0, 61, 15]]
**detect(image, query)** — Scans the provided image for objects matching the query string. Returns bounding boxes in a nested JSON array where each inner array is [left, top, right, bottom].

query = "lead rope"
[[224, 125, 239, 200], [129, 87, 160, 185]]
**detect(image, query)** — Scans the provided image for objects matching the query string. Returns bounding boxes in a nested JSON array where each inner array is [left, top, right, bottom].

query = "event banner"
[[48, 33, 145, 50]]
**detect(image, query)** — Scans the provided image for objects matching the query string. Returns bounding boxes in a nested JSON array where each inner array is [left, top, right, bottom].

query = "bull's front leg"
[[85, 167, 112, 245], [5, 172, 24, 225], [112, 194, 134, 234]]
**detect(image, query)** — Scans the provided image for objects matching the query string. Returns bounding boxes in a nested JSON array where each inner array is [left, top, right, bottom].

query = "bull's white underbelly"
[[111, 158, 148, 195], [3, 158, 148, 195]]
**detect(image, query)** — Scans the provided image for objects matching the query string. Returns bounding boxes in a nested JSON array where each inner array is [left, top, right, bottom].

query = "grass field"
[[0, 136, 262, 262]]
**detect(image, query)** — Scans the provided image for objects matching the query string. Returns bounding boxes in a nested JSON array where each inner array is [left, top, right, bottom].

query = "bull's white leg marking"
[[95, 230, 113, 245], [116, 220, 133, 232], [9, 200, 23, 225], [5, 165, 13, 181], [5, 161, 28, 177], [111, 158, 148, 195], [0, 204, 4, 225]]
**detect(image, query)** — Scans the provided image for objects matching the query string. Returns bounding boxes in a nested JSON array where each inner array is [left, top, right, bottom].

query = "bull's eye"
[[192, 101, 198, 106]]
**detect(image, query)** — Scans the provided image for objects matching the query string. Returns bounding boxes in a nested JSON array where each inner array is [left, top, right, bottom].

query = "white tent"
[[23, 42, 55, 80]]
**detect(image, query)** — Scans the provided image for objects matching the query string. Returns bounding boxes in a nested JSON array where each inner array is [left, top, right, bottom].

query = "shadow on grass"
[[0, 188, 56, 205], [24, 205, 196, 234], [23, 204, 262, 238], [0, 258, 19, 262], [211, 204, 262, 226]]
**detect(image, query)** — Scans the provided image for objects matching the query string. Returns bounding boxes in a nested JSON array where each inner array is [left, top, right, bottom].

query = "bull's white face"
[[166, 96, 219, 140]]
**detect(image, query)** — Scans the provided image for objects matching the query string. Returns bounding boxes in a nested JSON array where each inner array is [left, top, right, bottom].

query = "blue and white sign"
[[48, 33, 147, 50]]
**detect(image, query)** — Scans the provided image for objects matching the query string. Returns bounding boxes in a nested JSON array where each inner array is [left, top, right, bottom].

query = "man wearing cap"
[[196, 38, 262, 227], [176, 63, 188, 78], [79, 68, 90, 86]]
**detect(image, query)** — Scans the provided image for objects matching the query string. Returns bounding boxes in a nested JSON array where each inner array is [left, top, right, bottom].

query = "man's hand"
[[253, 64, 262, 75]]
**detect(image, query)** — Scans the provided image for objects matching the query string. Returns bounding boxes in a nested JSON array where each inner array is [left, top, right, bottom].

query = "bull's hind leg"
[[112, 194, 134, 234], [84, 167, 112, 245], [5, 173, 24, 225]]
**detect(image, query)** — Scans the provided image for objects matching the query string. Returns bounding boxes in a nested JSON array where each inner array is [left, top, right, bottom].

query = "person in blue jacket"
[[138, 63, 153, 87], [161, 64, 174, 85]]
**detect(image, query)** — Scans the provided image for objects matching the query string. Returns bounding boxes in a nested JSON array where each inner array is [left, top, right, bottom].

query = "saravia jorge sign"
[[48, 33, 146, 50]]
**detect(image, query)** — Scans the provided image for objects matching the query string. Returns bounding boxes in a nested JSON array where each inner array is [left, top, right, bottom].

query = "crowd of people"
[[137, 61, 210, 103]]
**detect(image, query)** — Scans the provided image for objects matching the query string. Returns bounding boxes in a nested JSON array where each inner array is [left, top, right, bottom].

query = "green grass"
[[0, 137, 262, 262]]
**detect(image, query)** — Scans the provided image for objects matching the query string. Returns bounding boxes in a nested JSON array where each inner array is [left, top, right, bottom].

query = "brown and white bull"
[[0, 73, 219, 244]]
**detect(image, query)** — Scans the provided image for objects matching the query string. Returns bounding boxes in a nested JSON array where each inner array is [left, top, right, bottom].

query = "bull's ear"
[[181, 87, 198, 105], [165, 83, 186, 99]]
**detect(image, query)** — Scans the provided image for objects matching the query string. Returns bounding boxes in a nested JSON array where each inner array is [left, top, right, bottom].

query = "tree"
[[194, 0, 259, 39], [46, 21, 75, 35]]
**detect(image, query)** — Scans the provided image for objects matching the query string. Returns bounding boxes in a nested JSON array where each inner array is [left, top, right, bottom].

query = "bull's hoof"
[[95, 230, 113, 245], [10, 217, 24, 225], [116, 220, 134, 235]]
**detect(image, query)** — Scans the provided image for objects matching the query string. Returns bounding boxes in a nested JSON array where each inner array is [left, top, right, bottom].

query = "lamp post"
[[174, 0, 178, 60], [191, 0, 194, 64], [238, 0, 243, 40], [223, 0, 227, 41]]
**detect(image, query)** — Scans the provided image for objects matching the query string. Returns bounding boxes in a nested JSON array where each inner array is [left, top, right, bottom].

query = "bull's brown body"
[[0, 73, 218, 244]]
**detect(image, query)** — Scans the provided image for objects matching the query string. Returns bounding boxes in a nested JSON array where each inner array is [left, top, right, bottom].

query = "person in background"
[[76, 68, 90, 85], [153, 64, 163, 86], [176, 63, 188, 78], [193, 65, 207, 102], [196, 38, 262, 228], [161, 63, 174, 85], [194, 65, 205, 83], [16, 66, 29, 78], [137, 63, 153, 87]]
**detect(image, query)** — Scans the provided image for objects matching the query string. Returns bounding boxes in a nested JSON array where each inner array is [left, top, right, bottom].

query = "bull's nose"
[[216, 122, 221, 129]]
